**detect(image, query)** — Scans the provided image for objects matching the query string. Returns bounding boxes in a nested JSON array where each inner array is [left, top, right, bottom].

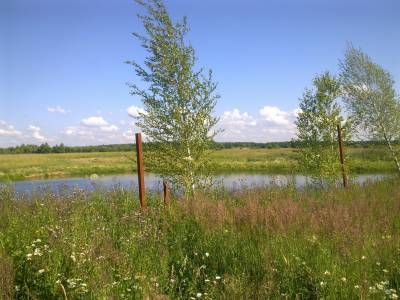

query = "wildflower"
[[354, 285, 360, 289], [35, 239, 42, 243], [361, 256, 366, 260], [341, 277, 347, 282], [205, 279, 210, 283], [376, 283, 384, 290], [205, 252, 210, 257], [38, 269, 45, 274], [382, 269, 389, 273], [33, 248, 42, 256], [15, 285, 20, 292], [320, 281, 326, 287], [215, 276, 221, 280], [196, 292, 202, 298], [376, 262, 381, 266], [390, 294, 398, 300], [26, 253, 33, 260], [324, 270, 331, 276]]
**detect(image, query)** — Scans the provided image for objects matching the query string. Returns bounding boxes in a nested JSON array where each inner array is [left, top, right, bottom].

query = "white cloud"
[[0, 121, 22, 137], [259, 106, 291, 125], [216, 106, 299, 142], [47, 106, 67, 114], [28, 125, 46, 142], [99, 125, 119, 133], [122, 129, 135, 140], [63, 116, 121, 145], [81, 116, 108, 127], [220, 109, 257, 127], [127, 105, 146, 118]]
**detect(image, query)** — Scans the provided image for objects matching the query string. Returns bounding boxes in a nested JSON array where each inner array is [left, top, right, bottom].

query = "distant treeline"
[[0, 140, 395, 154]]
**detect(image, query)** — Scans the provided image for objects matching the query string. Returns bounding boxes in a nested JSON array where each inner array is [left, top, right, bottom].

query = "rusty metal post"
[[337, 124, 348, 188], [135, 133, 146, 208], [163, 180, 170, 206]]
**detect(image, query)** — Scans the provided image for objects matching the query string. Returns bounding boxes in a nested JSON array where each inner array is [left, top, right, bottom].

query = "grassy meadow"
[[1, 179, 399, 299], [0, 147, 398, 182]]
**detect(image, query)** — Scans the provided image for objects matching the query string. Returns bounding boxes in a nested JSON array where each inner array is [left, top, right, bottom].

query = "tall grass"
[[0, 179, 399, 299]]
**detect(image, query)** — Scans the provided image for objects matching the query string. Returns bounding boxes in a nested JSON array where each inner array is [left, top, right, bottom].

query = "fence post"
[[163, 180, 170, 206], [337, 124, 348, 188], [135, 133, 146, 208]]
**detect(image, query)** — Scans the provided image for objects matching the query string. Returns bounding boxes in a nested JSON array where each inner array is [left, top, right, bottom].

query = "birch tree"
[[296, 72, 350, 185], [127, 0, 219, 196], [340, 45, 400, 174]]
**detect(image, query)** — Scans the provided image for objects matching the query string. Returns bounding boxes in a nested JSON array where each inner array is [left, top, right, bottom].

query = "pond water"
[[0, 173, 387, 195]]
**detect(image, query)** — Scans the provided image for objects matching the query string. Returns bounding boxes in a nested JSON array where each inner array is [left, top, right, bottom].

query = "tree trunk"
[[372, 101, 400, 175], [383, 133, 400, 175]]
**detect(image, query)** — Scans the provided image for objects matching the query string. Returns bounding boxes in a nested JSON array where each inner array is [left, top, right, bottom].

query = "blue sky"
[[1, 0, 399, 146]]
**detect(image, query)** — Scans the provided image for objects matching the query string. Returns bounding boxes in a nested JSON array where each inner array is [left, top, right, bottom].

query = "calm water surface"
[[1, 173, 387, 196]]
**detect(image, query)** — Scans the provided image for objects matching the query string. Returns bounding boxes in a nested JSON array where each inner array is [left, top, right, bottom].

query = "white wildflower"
[[33, 248, 42, 256]]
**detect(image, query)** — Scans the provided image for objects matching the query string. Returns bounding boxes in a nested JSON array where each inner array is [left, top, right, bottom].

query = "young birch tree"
[[127, 0, 219, 196], [340, 45, 400, 174], [296, 72, 350, 186]]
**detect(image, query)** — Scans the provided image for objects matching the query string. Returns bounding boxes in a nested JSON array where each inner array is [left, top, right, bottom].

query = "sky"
[[1, 0, 400, 146]]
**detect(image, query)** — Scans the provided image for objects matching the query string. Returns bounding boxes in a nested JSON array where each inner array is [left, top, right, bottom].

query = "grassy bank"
[[1, 179, 400, 299], [0, 147, 398, 182]]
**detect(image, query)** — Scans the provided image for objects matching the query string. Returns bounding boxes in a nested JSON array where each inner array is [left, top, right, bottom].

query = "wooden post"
[[163, 180, 170, 206], [337, 124, 348, 188], [135, 133, 146, 208]]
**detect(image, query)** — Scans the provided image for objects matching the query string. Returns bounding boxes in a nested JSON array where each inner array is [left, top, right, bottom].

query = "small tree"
[[296, 72, 350, 185], [340, 45, 400, 174], [128, 0, 219, 196]]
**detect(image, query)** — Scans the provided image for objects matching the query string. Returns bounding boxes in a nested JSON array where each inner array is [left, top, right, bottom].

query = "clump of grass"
[[0, 179, 399, 299]]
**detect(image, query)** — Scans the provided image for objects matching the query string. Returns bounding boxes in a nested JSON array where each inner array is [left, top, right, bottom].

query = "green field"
[[0, 147, 397, 182], [1, 179, 399, 298]]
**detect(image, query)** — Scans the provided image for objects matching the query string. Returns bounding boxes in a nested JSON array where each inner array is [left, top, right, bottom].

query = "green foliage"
[[296, 72, 350, 185], [128, 0, 219, 196], [340, 44, 400, 174]]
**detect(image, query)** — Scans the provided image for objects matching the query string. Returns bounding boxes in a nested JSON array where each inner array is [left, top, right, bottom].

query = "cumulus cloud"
[[62, 116, 121, 145], [28, 125, 46, 142], [0, 121, 22, 137], [221, 109, 257, 126], [259, 106, 291, 125], [127, 105, 146, 118], [216, 106, 299, 142], [99, 124, 119, 133], [81, 116, 108, 127], [47, 106, 67, 114]]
